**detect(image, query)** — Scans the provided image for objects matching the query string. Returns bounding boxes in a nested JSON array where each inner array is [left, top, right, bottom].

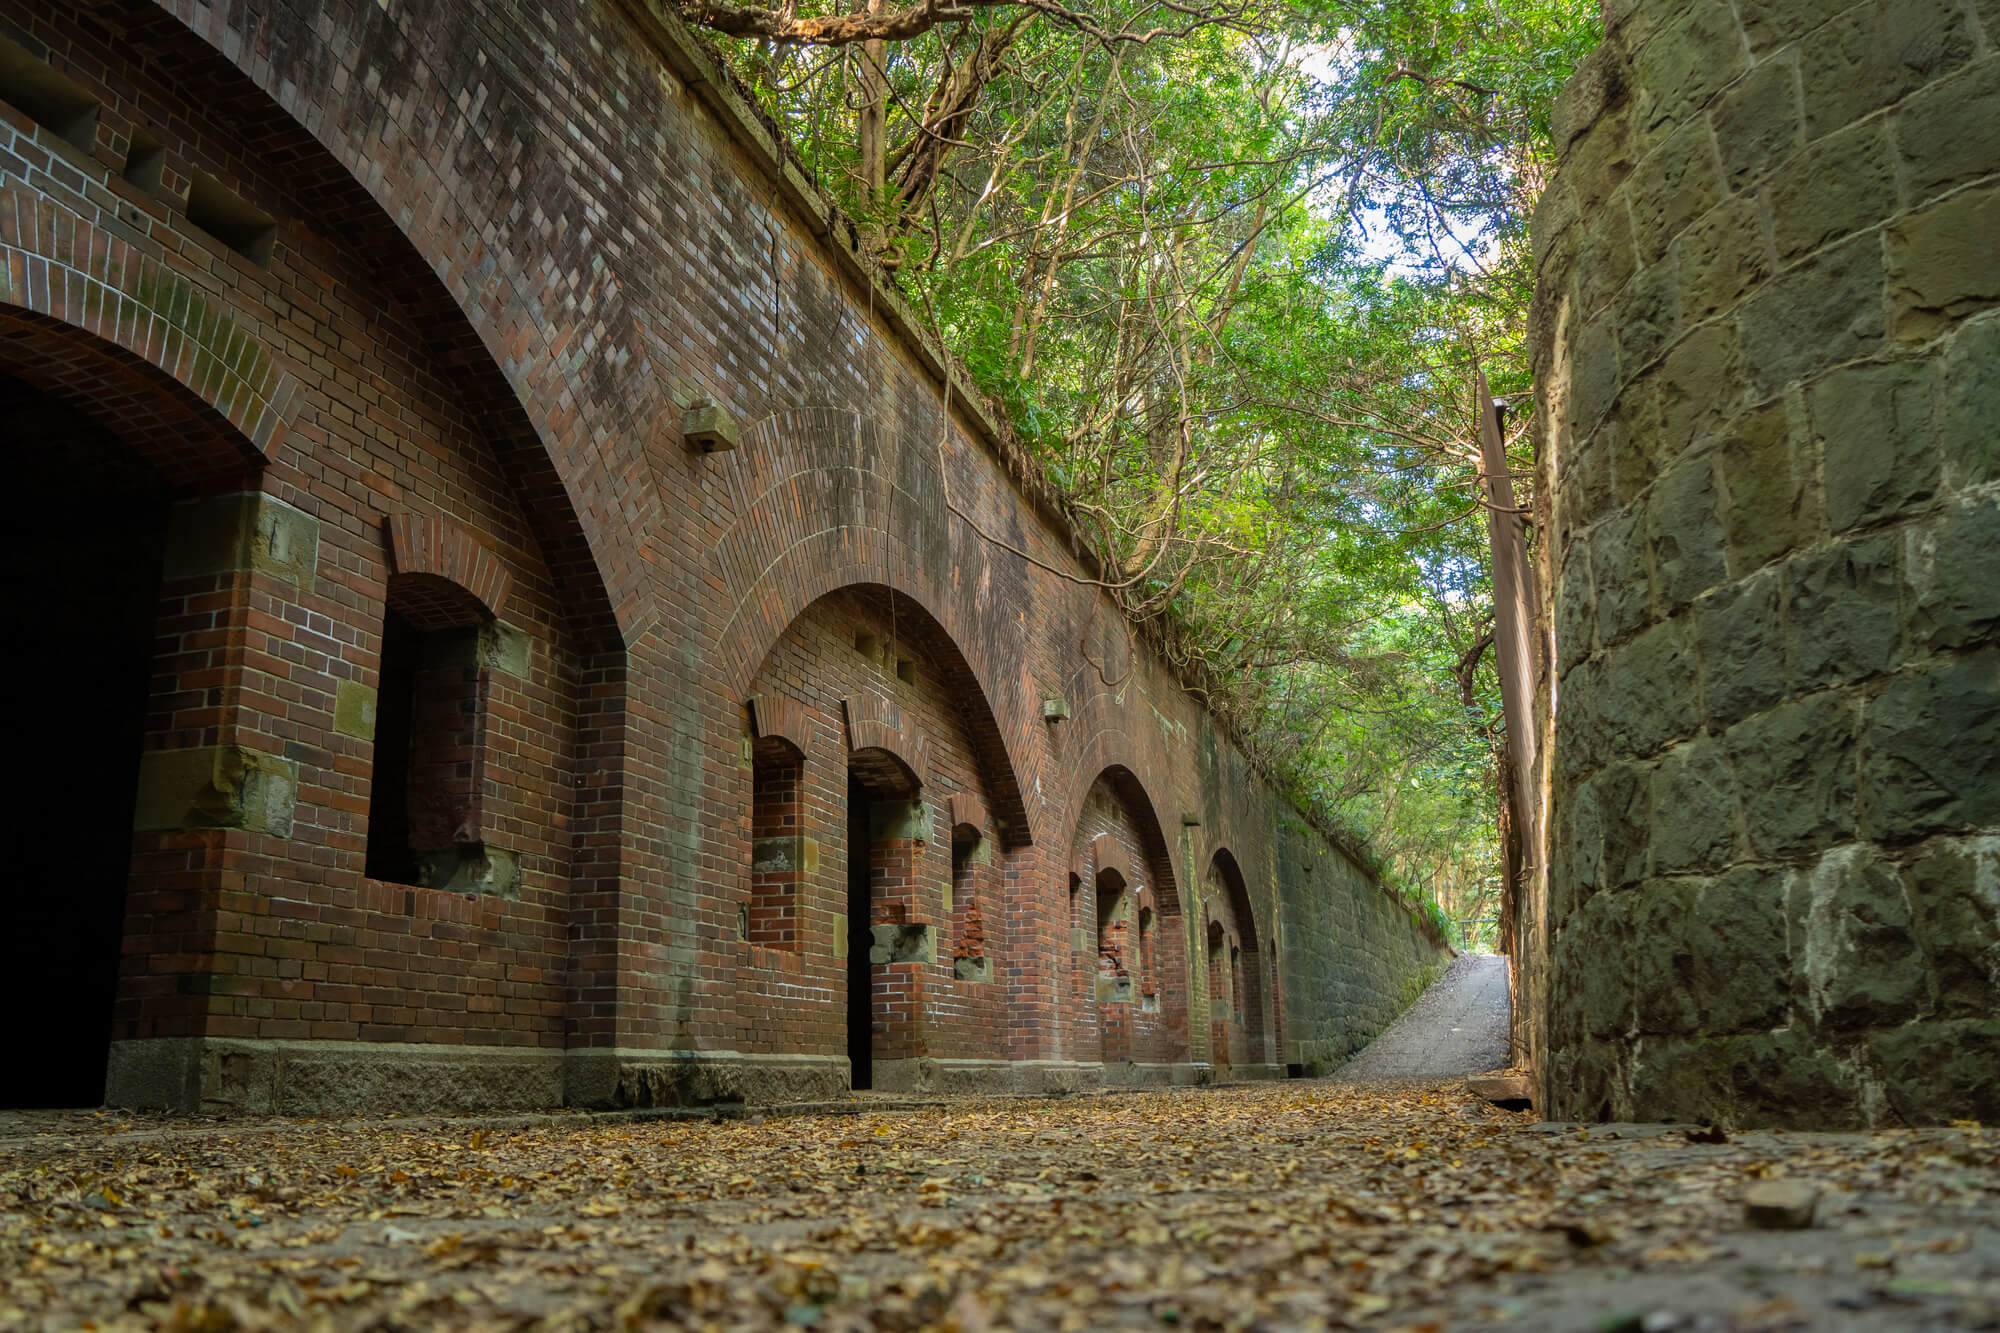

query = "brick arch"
[[113, 8, 648, 1060], [707, 409, 1037, 846], [1066, 763, 1182, 918], [1206, 848, 1261, 952], [1206, 847, 1270, 1065], [1090, 833, 1133, 890], [843, 693, 930, 791], [0, 187, 295, 477], [748, 693, 811, 758], [947, 792, 990, 837], [734, 574, 1030, 844], [386, 514, 514, 624], [1064, 762, 1190, 1065], [160, 1, 645, 651], [1056, 731, 1183, 912]]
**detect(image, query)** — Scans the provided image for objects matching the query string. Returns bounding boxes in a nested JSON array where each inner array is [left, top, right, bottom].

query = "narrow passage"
[[1332, 951, 1511, 1081]]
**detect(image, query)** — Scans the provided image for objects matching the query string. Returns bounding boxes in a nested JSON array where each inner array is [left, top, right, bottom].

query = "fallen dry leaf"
[[0, 1082, 1993, 1330]]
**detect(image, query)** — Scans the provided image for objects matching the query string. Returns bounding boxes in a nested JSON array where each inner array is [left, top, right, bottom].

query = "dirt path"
[[2, 1081, 1996, 1330], [1332, 950, 1512, 1081]]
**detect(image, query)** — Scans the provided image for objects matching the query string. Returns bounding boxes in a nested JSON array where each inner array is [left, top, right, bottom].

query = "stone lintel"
[[870, 798, 931, 844], [163, 490, 318, 590], [420, 621, 532, 679]]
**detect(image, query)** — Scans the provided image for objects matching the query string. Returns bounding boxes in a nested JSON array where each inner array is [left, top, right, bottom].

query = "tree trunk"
[[856, 0, 889, 258]]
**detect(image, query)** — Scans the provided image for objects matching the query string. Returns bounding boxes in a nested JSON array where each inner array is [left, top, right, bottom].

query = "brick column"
[[109, 490, 320, 1106]]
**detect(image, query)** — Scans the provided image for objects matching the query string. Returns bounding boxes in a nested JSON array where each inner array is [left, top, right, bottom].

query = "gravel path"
[[1331, 952, 1511, 1080]]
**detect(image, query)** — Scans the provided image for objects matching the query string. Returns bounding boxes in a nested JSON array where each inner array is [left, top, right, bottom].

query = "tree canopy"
[[678, 0, 1601, 943]]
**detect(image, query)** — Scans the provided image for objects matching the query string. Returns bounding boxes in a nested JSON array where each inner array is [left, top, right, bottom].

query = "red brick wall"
[[738, 589, 1013, 1066], [0, 3, 586, 1062], [0, 0, 1447, 1104], [1065, 777, 1189, 1067], [1204, 852, 1270, 1068]]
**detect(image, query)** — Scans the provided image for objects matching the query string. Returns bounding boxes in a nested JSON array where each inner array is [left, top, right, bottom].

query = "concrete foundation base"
[[105, 1037, 565, 1115], [1210, 1063, 1286, 1083], [1099, 1061, 1217, 1087], [103, 1039, 1262, 1112], [870, 1059, 1230, 1094], [872, 1058, 1104, 1095], [564, 1049, 850, 1108]]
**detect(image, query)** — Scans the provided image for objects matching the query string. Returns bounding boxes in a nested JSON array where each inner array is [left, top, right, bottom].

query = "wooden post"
[[1475, 362, 1542, 1063], [1476, 363, 1540, 812]]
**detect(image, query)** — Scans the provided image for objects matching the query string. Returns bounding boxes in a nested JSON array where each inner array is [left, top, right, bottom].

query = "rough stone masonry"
[[1529, 0, 2000, 1127], [0, 0, 1446, 1114]]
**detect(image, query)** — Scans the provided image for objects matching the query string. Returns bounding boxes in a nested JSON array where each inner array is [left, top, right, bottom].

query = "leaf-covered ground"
[[2, 1081, 1995, 1332]]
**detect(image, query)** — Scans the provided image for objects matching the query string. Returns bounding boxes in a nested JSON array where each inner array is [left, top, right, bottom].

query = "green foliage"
[[707, 0, 1600, 924]]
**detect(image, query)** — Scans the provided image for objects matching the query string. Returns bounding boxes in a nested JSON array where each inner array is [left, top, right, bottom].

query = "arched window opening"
[[950, 821, 991, 982], [364, 577, 515, 896], [1207, 919, 1230, 1068], [1137, 905, 1159, 1012], [1095, 867, 1128, 974], [1095, 862, 1135, 1062], [1204, 849, 1269, 1067], [749, 735, 806, 949]]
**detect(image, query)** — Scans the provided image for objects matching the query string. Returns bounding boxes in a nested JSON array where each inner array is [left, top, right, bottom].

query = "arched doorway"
[[0, 375, 174, 1104], [1205, 849, 1269, 1068], [1064, 767, 1188, 1071], [1206, 920, 1231, 1069], [737, 583, 1027, 1094], [1095, 860, 1133, 1063], [846, 744, 924, 1090]]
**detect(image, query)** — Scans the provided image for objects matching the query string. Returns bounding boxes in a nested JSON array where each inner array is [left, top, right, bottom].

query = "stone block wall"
[[1533, 0, 2000, 1126], [1276, 823, 1446, 1075]]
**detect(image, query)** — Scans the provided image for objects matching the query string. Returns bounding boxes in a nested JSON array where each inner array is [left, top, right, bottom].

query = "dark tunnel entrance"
[[0, 375, 170, 1106]]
